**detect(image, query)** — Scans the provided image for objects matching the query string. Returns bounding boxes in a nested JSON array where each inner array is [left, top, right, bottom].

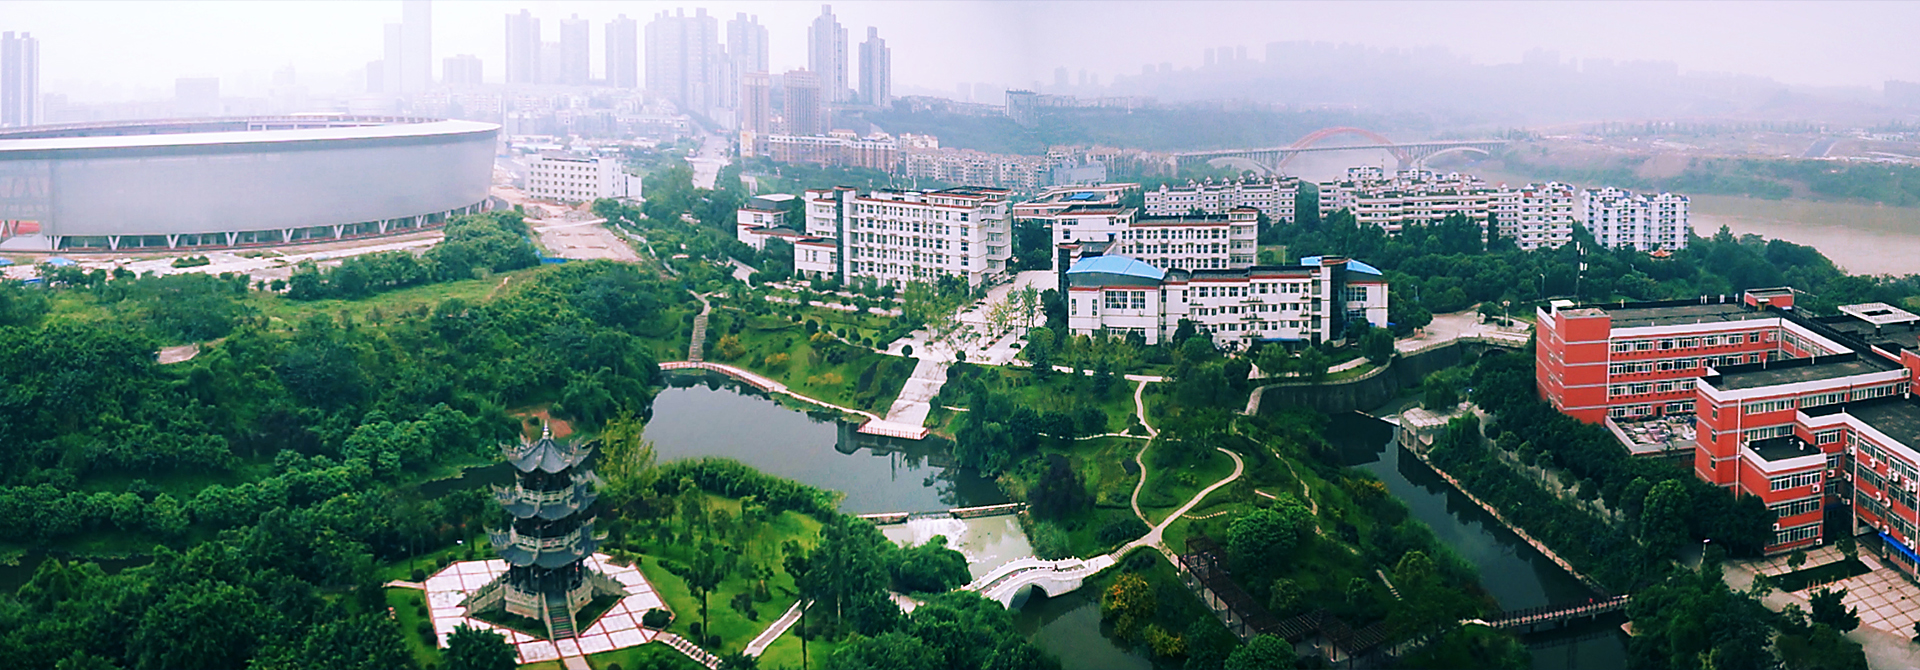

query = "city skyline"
[[6, 1, 1920, 103]]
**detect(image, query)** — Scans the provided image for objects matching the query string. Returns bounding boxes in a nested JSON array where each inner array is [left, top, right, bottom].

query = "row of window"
[[1773, 523, 1820, 547], [1744, 424, 1793, 442], [1608, 353, 1769, 376], [1769, 471, 1821, 492], [1103, 291, 1148, 311], [1607, 379, 1694, 398], [1610, 331, 1772, 354], [1770, 497, 1822, 519], [1190, 282, 1316, 299], [1121, 227, 1229, 240]]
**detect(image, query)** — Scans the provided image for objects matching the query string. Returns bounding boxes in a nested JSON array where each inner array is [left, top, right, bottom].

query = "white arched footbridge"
[[963, 554, 1118, 606]]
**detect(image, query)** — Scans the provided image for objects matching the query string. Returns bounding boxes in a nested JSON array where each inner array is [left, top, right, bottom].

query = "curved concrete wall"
[[0, 119, 497, 245]]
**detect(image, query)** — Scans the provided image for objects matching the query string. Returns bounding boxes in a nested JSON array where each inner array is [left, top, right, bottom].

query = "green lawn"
[[582, 641, 709, 670], [385, 588, 442, 668], [1140, 446, 1235, 525], [757, 632, 843, 670], [713, 313, 915, 414], [240, 268, 525, 331], [623, 493, 825, 656]]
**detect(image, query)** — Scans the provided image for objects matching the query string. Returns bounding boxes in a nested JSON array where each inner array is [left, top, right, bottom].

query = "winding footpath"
[[1120, 378, 1248, 564]]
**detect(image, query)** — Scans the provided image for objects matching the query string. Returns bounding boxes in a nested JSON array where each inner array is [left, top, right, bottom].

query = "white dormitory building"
[[735, 194, 800, 250], [1063, 254, 1388, 348], [1143, 176, 1299, 224], [1028, 194, 1258, 273], [525, 153, 642, 203], [1583, 187, 1690, 252], [773, 186, 1014, 288], [1316, 167, 1575, 250]]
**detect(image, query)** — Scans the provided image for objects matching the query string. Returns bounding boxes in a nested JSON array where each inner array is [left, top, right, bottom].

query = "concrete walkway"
[[1130, 379, 1160, 523], [743, 600, 806, 658], [1721, 558, 1920, 669]]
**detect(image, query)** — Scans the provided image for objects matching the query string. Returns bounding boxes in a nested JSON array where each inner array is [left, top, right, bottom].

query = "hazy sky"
[[7, 1, 1917, 100]]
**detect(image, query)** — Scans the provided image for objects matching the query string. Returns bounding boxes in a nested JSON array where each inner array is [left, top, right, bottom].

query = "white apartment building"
[[1492, 182, 1576, 251], [1064, 254, 1388, 347], [525, 154, 641, 203], [735, 193, 799, 250], [1144, 176, 1299, 223], [1317, 167, 1575, 249], [801, 186, 1013, 288], [1584, 187, 1690, 252]]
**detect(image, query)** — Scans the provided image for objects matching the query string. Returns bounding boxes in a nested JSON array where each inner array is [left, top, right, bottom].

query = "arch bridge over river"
[[1169, 126, 1510, 174]]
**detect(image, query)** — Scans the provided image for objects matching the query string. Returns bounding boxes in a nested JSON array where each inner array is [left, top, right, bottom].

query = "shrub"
[[1097, 518, 1150, 546], [642, 608, 672, 629]]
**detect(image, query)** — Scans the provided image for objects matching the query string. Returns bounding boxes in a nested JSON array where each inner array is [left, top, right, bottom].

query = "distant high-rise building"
[[956, 83, 970, 102], [783, 69, 824, 135], [505, 10, 540, 85], [807, 5, 848, 103], [560, 14, 589, 86], [539, 42, 562, 85], [1006, 89, 1037, 127], [364, 60, 386, 93], [175, 77, 220, 117], [739, 71, 771, 136], [858, 27, 890, 108], [401, 0, 431, 93], [1054, 66, 1068, 88], [383, 23, 405, 94], [606, 14, 638, 89], [646, 8, 725, 114], [1, 31, 38, 127], [443, 55, 482, 86], [728, 13, 770, 77]]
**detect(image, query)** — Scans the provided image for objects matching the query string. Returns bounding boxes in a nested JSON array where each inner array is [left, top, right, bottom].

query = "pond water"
[[1332, 409, 1630, 670], [646, 373, 1007, 514]]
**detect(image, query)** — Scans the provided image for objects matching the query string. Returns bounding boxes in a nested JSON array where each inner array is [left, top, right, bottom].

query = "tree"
[[1360, 327, 1395, 364], [1297, 347, 1330, 384], [1639, 479, 1692, 557], [783, 541, 815, 670], [445, 624, 517, 670], [829, 632, 940, 670], [1786, 549, 1808, 573], [1226, 496, 1313, 563], [1024, 327, 1055, 373], [1809, 588, 1861, 632], [1256, 344, 1293, 380], [1224, 634, 1295, 670]]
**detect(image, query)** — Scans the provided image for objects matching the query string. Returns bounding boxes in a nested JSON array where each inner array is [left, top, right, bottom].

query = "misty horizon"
[[5, 0, 1918, 104]]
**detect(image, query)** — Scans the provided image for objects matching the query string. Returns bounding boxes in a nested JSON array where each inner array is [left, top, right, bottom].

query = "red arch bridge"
[[1169, 126, 1510, 174]]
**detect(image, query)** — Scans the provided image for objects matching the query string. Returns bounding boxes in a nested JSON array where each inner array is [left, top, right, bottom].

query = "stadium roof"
[[1066, 255, 1165, 281], [0, 118, 499, 155]]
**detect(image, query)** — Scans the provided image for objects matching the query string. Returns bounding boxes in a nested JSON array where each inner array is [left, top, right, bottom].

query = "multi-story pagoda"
[[463, 425, 627, 640]]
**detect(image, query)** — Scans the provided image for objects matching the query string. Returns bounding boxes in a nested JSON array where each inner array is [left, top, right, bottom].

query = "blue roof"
[[1297, 256, 1383, 276], [1066, 255, 1165, 281], [43, 257, 75, 267]]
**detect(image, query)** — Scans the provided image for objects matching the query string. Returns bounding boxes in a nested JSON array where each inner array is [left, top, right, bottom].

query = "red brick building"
[[1535, 291, 1920, 562]]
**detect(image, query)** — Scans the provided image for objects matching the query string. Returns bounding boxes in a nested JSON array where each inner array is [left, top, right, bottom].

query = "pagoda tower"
[[462, 425, 627, 640]]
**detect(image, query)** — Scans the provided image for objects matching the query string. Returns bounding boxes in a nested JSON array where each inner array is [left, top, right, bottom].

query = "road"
[[687, 127, 730, 191]]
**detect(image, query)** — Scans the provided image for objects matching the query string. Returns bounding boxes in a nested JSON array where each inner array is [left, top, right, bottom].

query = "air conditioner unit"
[[1813, 484, 1822, 493], [1773, 523, 1782, 531]]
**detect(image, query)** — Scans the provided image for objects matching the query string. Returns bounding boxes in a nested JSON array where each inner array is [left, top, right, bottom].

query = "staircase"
[[688, 295, 712, 362], [545, 593, 577, 640]]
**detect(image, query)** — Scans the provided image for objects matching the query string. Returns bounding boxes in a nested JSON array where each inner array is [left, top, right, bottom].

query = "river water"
[[1332, 410, 1630, 670], [1686, 194, 1920, 276]]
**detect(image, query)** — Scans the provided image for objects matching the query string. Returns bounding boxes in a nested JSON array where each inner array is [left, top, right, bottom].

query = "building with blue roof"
[[1063, 253, 1388, 347]]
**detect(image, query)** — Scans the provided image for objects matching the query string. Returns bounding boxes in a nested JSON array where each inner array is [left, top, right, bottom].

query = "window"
[[1744, 398, 1796, 414], [1816, 430, 1842, 445], [1769, 497, 1822, 519], [1773, 523, 1820, 547], [1769, 471, 1821, 492], [1744, 425, 1793, 442]]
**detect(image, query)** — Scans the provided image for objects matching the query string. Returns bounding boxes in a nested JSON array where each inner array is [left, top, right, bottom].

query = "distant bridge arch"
[[1170, 129, 1509, 176], [1408, 146, 1494, 170]]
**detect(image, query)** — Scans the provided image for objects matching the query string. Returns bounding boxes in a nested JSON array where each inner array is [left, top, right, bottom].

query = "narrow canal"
[[1332, 409, 1630, 670]]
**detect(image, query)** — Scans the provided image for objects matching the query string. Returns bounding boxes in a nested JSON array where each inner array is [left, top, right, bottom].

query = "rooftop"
[[1818, 315, 1920, 352], [1590, 301, 1776, 328], [1066, 254, 1164, 281], [1297, 256, 1385, 277], [1711, 355, 1895, 391], [1834, 398, 1920, 449], [1748, 436, 1822, 463], [1841, 302, 1920, 327]]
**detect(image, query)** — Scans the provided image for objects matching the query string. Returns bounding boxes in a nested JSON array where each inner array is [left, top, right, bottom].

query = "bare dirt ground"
[[530, 217, 641, 262]]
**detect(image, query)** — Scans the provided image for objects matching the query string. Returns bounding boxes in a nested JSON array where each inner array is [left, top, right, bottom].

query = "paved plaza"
[[1744, 545, 1920, 634], [421, 554, 667, 665]]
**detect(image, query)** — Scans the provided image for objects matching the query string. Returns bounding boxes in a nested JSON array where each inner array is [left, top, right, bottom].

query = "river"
[[1331, 409, 1630, 670]]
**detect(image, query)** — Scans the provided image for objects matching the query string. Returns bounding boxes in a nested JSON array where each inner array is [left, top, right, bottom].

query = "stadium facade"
[[0, 116, 498, 251]]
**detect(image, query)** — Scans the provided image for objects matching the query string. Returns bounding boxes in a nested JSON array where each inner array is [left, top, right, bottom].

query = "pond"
[[646, 373, 1007, 513], [1332, 409, 1630, 670]]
